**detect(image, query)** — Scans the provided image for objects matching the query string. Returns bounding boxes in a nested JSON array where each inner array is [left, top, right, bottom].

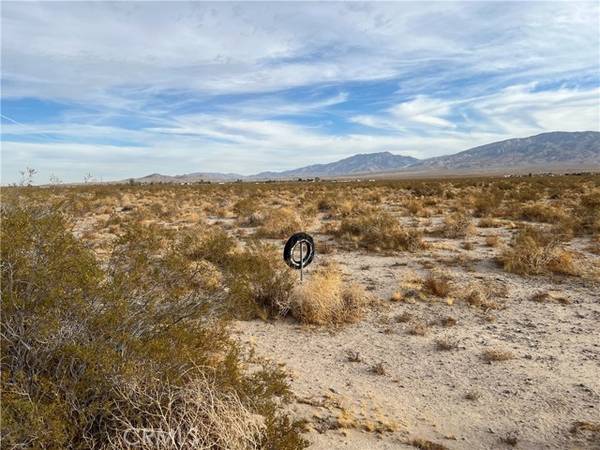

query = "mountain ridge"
[[133, 131, 600, 182]]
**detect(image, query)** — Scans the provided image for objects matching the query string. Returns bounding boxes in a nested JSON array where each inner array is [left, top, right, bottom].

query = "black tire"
[[283, 232, 315, 269]]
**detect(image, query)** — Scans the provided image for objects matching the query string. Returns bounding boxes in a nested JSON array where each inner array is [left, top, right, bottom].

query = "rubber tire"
[[283, 232, 315, 269]]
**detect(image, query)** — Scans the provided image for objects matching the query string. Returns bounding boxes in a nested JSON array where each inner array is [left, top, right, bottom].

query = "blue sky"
[[1, 1, 599, 183]]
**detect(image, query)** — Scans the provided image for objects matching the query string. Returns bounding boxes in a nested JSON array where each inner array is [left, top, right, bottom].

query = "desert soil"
[[235, 225, 600, 449]]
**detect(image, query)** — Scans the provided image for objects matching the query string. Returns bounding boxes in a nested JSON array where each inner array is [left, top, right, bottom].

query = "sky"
[[1, 1, 599, 184]]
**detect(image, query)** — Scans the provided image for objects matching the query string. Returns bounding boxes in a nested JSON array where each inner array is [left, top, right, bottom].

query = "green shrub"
[[1, 205, 307, 449], [226, 241, 296, 319]]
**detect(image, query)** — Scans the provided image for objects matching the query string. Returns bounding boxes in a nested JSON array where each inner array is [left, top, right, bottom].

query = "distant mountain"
[[409, 131, 600, 171], [137, 172, 245, 183], [253, 152, 419, 179], [132, 131, 600, 182]]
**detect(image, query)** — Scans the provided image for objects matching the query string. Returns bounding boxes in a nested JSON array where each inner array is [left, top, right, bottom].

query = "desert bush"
[[422, 271, 452, 297], [478, 217, 501, 228], [256, 207, 305, 239], [485, 235, 500, 247], [576, 190, 600, 236], [482, 349, 514, 362], [472, 190, 503, 217], [290, 264, 367, 325], [500, 226, 579, 276], [439, 211, 474, 238], [0, 205, 307, 449], [335, 209, 424, 252], [226, 241, 296, 319], [181, 225, 237, 267], [519, 203, 567, 223]]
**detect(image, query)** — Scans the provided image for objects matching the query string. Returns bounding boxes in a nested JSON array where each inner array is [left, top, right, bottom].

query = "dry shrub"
[[335, 209, 424, 252], [408, 321, 428, 336], [440, 316, 457, 327], [410, 438, 449, 450], [577, 191, 600, 236], [571, 421, 600, 434], [546, 250, 580, 276], [519, 203, 567, 223], [501, 226, 580, 276], [463, 288, 499, 310], [290, 265, 367, 325], [0, 205, 307, 450], [482, 349, 514, 362], [256, 207, 305, 238], [478, 217, 501, 228], [435, 336, 459, 351], [182, 226, 237, 267], [108, 376, 265, 450], [439, 211, 474, 238], [423, 271, 451, 297], [485, 235, 500, 247]]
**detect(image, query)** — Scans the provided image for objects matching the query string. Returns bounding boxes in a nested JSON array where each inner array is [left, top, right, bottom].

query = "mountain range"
[[135, 131, 600, 182]]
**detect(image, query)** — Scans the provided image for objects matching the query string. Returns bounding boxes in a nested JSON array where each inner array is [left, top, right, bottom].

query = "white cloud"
[[1, 1, 599, 183]]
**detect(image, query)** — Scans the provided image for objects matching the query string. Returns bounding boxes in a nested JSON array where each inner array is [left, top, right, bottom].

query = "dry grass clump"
[[519, 203, 567, 223], [571, 421, 600, 434], [182, 225, 237, 266], [501, 226, 580, 276], [530, 291, 571, 305], [482, 348, 514, 362], [439, 211, 475, 238], [410, 438, 449, 450], [478, 217, 501, 228], [422, 271, 452, 298], [335, 209, 424, 252], [485, 234, 500, 247], [256, 207, 305, 238], [462, 288, 500, 310], [408, 321, 429, 336], [435, 336, 459, 351], [290, 265, 368, 325]]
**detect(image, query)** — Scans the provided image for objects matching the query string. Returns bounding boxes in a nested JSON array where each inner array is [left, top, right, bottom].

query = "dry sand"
[[235, 225, 600, 449]]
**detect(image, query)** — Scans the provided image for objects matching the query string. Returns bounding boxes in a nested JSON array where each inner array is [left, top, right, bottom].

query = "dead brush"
[[408, 321, 428, 336], [438, 211, 475, 238], [435, 336, 459, 351], [422, 271, 452, 298], [256, 207, 306, 238], [501, 226, 580, 276], [410, 438, 449, 450], [530, 291, 571, 305], [463, 288, 500, 310], [335, 209, 425, 252], [485, 234, 500, 247], [482, 348, 514, 362], [290, 264, 368, 325], [478, 217, 501, 228]]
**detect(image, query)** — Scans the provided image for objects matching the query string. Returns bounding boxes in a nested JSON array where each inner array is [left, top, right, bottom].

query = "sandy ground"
[[234, 227, 600, 449]]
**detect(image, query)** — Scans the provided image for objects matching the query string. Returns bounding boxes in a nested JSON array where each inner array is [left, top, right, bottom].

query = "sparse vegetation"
[[335, 209, 424, 252], [3, 173, 598, 449], [290, 264, 367, 325]]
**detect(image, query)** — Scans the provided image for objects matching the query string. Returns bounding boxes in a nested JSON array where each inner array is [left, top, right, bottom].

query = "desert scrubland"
[[2, 174, 600, 449]]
